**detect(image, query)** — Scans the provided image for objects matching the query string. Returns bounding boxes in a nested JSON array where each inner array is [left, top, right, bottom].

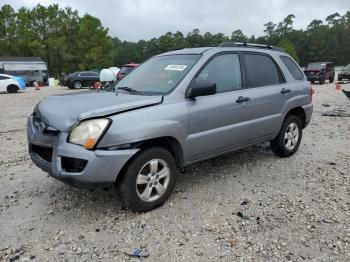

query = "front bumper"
[[339, 73, 350, 80], [27, 116, 139, 188], [306, 75, 325, 82]]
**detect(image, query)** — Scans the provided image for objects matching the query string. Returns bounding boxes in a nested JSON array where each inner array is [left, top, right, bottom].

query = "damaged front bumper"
[[27, 115, 139, 189]]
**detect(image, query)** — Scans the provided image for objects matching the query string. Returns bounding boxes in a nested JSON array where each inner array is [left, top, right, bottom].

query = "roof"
[[160, 44, 286, 56], [0, 56, 44, 62], [308, 62, 334, 64], [122, 63, 140, 67], [160, 47, 213, 56], [0, 73, 12, 77]]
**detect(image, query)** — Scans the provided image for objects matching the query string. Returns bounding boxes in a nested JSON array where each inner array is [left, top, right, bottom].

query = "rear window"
[[307, 63, 325, 70], [242, 53, 285, 88], [0, 75, 10, 80], [119, 66, 134, 74], [280, 56, 304, 80]]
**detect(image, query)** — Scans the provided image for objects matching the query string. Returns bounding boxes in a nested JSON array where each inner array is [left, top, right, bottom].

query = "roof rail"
[[218, 42, 285, 52]]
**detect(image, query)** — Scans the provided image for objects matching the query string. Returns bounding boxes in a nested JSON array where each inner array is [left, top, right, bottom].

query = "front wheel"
[[116, 147, 178, 212], [72, 81, 82, 89], [270, 115, 302, 157], [7, 85, 18, 93]]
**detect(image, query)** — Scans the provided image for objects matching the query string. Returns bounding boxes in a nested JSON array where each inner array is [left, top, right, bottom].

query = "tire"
[[319, 79, 325, 85], [270, 115, 302, 157], [7, 85, 18, 93], [116, 147, 178, 212], [311, 81, 315, 84], [72, 81, 82, 89], [329, 76, 334, 83], [338, 75, 342, 82]]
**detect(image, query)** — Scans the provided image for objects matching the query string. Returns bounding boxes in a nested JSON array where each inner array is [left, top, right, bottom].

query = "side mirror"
[[186, 80, 216, 99], [100, 69, 116, 82]]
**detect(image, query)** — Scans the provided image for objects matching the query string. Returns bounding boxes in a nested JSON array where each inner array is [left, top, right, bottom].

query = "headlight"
[[68, 119, 110, 149]]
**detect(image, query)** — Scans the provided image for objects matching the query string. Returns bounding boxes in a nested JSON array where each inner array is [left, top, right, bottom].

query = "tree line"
[[1, 4, 349, 77]]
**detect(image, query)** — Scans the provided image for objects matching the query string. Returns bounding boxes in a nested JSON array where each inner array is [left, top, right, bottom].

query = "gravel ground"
[[0, 82, 349, 262]]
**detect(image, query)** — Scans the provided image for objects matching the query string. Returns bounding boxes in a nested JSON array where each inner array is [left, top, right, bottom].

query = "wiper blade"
[[116, 86, 143, 95]]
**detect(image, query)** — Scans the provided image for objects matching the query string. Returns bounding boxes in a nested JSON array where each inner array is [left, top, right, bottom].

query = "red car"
[[117, 63, 139, 80], [304, 62, 335, 84]]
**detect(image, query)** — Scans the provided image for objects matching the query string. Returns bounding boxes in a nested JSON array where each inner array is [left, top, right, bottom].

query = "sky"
[[2, 0, 349, 41]]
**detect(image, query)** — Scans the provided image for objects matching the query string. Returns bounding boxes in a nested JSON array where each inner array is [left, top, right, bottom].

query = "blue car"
[[0, 74, 26, 93], [12, 76, 27, 90]]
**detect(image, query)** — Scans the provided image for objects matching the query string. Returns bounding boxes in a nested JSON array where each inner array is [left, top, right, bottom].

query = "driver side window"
[[197, 54, 242, 93]]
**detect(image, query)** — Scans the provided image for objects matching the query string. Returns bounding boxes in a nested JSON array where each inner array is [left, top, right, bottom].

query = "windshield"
[[114, 54, 200, 95], [343, 64, 350, 71], [307, 63, 325, 70], [119, 66, 134, 74]]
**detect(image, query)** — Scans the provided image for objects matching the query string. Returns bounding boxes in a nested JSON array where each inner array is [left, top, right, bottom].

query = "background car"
[[304, 62, 335, 84], [0, 74, 26, 93], [117, 63, 139, 80], [65, 71, 100, 89], [338, 64, 350, 81]]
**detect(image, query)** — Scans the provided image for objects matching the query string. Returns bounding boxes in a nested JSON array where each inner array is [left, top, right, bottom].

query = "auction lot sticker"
[[165, 65, 187, 71]]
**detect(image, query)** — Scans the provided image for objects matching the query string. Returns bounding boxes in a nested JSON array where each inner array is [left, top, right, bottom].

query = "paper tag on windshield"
[[165, 65, 187, 71]]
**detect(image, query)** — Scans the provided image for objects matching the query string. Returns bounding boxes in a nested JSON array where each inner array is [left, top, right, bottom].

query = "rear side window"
[[87, 72, 99, 76], [280, 56, 304, 80], [242, 53, 284, 88], [0, 75, 10, 80]]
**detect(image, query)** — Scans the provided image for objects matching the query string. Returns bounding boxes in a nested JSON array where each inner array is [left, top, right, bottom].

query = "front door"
[[186, 53, 255, 161]]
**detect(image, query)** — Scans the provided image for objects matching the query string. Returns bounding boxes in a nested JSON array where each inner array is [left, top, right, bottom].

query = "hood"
[[36, 91, 163, 131], [304, 68, 322, 72]]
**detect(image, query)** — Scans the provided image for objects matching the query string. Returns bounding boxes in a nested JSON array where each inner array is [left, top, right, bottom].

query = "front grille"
[[31, 144, 53, 163], [33, 115, 58, 136], [61, 157, 87, 173]]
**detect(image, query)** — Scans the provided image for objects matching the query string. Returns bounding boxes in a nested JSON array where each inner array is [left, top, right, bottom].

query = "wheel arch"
[[7, 84, 19, 93], [115, 136, 184, 184], [133, 136, 184, 168], [285, 107, 306, 128]]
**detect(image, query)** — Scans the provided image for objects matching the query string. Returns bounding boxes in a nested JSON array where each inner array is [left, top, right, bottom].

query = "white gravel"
[[0, 83, 349, 261]]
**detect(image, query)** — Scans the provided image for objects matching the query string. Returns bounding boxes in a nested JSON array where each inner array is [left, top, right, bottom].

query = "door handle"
[[236, 96, 250, 103], [281, 88, 291, 94]]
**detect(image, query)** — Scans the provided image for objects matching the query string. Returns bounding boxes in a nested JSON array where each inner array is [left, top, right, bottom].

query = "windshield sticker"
[[165, 65, 187, 71]]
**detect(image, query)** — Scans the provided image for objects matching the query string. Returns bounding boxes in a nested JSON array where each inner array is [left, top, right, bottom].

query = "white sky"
[[2, 0, 349, 41]]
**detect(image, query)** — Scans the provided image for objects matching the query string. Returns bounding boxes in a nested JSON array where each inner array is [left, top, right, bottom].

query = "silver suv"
[[27, 43, 313, 212]]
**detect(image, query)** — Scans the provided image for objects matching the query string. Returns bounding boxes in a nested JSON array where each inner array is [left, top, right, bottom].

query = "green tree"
[[277, 39, 299, 62]]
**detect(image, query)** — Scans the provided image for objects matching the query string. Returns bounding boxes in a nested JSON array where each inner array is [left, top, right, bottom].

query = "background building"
[[0, 57, 48, 86]]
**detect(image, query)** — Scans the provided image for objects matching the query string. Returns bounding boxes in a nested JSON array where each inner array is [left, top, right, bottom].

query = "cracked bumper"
[[27, 116, 139, 188]]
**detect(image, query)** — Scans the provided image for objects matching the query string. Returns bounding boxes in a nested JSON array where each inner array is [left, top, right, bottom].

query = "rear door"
[[79, 72, 88, 86], [87, 72, 99, 85], [240, 52, 288, 141], [186, 53, 256, 160]]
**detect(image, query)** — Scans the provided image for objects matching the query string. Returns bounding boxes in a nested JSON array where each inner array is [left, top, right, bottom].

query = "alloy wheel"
[[136, 158, 171, 202], [284, 122, 299, 150]]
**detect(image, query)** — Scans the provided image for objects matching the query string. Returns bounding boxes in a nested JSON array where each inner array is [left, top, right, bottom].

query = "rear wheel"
[[338, 75, 342, 82], [270, 115, 302, 157], [319, 79, 325, 85], [72, 81, 82, 89], [329, 76, 334, 83], [116, 147, 178, 212], [7, 85, 18, 93]]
